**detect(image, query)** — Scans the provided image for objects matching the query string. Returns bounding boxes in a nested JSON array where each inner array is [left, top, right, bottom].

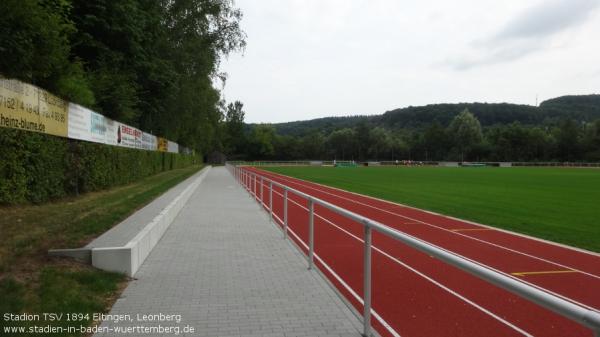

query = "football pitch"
[[262, 165, 600, 252]]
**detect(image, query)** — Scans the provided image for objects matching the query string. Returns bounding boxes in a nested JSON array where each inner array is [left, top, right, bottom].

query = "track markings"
[[258, 169, 600, 285], [254, 169, 600, 313], [511, 270, 578, 277], [451, 228, 494, 232], [269, 187, 534, 337]]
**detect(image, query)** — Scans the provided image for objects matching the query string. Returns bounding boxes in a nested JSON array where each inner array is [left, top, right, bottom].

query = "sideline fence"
[[227, 160, 600, 168], [226, 163, 600, 337]]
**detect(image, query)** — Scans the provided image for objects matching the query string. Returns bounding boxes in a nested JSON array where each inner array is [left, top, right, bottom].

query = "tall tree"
[[248, 124, 276, 159], [223, 100, 246, 155], [555, 119, 582, 161], [448, 109, 483, 161], [368, 127, 391, 160], [68, 0, 245, 152], [355, 121, 371, 160], [423, 121, 449, 161], [582, 120, 600, 161], [327, 128, 357, 160], [0, 0, 94, 105]]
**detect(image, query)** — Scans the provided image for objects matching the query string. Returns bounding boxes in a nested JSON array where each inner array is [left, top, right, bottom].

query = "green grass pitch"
[[262, 165, 600, 252]]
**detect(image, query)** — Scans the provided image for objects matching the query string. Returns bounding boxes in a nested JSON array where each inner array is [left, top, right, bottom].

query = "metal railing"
[[229, 160, 600, 168], [226, 163, 600, 337]]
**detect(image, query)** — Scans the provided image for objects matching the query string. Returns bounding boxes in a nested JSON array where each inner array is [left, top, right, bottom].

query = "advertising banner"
[[157, 137, 168, 152], [2, 77, 186, 155], [167, 140, 179, 153], [142, 132, 157, 151], [67, 103, 92, 141], [117, 123, 143, 149], [0, 77, 68, 137], [68, 103, 119, 146], [91, 111, 118, 145]]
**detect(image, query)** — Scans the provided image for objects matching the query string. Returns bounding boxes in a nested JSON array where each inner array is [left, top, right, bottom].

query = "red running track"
[[239, 167, 600, 337]]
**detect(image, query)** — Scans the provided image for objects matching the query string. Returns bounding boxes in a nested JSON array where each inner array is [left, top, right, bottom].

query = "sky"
[[219, 0, 600, 123]]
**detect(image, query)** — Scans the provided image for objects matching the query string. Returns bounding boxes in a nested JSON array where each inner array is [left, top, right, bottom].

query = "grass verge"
[[0, 165, 203, 336], [263, 166, 600, 252]]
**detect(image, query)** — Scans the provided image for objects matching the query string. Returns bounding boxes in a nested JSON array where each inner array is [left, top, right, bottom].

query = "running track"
[[239, 167, 600, 337]]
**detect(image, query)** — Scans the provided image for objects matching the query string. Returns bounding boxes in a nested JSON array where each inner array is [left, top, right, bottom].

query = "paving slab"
[[94, 166, 363, 337]]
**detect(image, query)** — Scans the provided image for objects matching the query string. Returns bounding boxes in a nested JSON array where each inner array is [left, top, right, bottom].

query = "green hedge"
[[0, 128, 201, 204]]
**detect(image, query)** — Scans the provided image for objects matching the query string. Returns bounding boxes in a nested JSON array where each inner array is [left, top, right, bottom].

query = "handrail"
[[226, 163, 600, 337], [229, 160, 600, 168]]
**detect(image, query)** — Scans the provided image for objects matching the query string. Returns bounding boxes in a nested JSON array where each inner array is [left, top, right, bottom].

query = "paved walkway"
[[96, 167, 362, 337]]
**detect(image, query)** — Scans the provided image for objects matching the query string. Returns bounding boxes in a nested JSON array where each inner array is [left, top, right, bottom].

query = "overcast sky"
[[220, 0, 600, 123]]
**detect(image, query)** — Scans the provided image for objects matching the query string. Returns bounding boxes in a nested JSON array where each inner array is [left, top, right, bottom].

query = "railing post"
[[269, 181, 273, 222], [260, 177, 264, 205], [363, 225, 373, 337], [308, 199, 314, 270], [253, 174, 257, 199], [284, 189, 288, 240]]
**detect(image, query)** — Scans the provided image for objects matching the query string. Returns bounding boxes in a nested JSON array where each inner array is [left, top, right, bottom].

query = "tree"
[[355, 122, 371, 160], [368, 127, 391, 160], [448, 109, 483, 161], [69, 0, 246, 151], [389, 133, 409, 161], [0, 0, 94, 105], [555, 119, 582, 161], [248, 125, 276, 159], [0, 0, 246, 156], [273, 135, 302, 160], [223, 101, 246, 155], [582, 120, 600, 161], [327, 128, 357, 160], [423, 121, 449, 161], [299, 132, 326, 159]]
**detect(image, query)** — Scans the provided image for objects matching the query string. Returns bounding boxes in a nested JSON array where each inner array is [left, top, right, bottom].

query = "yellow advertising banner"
[[0, 77, 68, 137], [157, 137, 168, 152]]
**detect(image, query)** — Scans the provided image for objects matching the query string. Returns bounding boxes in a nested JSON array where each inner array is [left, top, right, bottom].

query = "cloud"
[[492, 0, 598, 41], [449, 0, 599, 70], [450, 40, 544, 71]]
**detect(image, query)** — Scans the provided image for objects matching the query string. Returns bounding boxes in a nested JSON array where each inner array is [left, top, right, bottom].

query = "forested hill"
[[539, 95, 600, 121], [272, 95, 600, 136], [273, 115, 373, 136]]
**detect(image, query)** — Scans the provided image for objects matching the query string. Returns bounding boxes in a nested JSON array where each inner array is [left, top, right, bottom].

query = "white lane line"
[[257, 169, 600, 312], [269, 187, 533, 337], [271, 210, 402, 337], [258, 169, 600, 283]]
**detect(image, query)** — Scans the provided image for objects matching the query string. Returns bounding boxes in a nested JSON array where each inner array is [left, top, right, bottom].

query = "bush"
[[0, 128, 201, 204]]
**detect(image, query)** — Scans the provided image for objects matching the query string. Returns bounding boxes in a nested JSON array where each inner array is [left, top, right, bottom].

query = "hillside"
[[270, 95, 600, 135], [539, 95, 600, 121]]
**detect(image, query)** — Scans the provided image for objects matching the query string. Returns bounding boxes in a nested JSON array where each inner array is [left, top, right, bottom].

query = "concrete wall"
[[91, 166, 210, 276]]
